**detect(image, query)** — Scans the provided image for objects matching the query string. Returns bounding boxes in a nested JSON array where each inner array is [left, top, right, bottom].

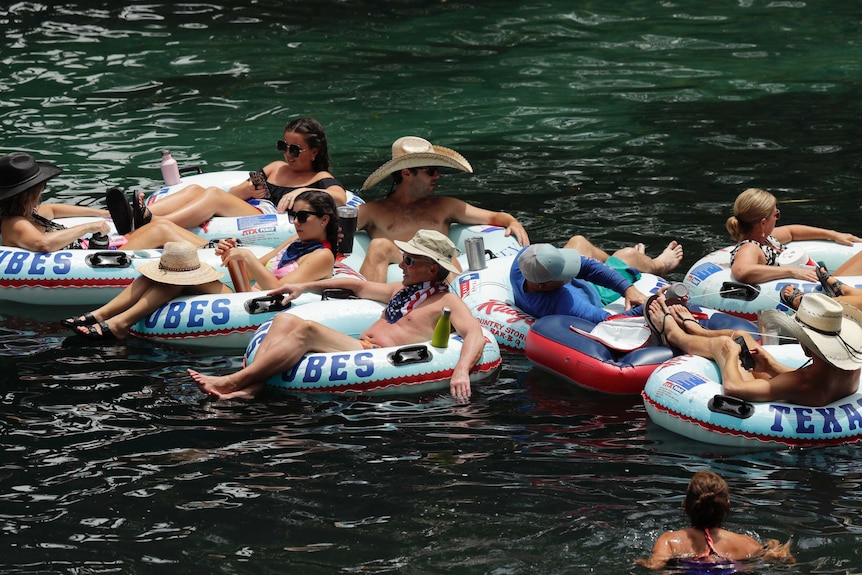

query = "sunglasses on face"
[[416, 166, 439, 176], [403, 254, 435, 267], [287, 210, 324, 224], [276, 140, 305, 158]]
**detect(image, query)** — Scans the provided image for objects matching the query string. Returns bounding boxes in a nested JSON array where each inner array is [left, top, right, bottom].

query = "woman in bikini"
[[124, 117, 347, 232], [727, 188, 859, 287], [0, 152, 207, 253], [64, 190, 339, 340], [636, 470, 794, 570]]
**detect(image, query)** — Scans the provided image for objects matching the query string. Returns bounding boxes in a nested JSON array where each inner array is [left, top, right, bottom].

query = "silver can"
[[464, 237, 486, 271]]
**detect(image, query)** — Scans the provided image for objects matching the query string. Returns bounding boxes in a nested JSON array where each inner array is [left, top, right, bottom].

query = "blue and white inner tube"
[[643, 344, 862, 448], [245, 299, 502, 395]]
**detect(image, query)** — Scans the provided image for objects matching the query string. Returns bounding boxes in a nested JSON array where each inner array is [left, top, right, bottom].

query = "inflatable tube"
[[146, 170, 365, 247], [128, 264, 362, 349], [0, 245, 270, 306], [244, 299, 502, 395], [526, 307, 757, 395], [452, 255, 670, 352], [642, 344, 862, 448], [683, 241, 862, 320]]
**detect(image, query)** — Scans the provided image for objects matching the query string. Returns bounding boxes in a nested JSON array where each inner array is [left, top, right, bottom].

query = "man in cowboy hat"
[[188, 229, 487, 400], [647, 292, 862, 406], [355, 136, 530, 282]]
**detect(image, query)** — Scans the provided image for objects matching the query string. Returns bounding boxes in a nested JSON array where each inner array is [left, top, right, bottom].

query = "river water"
[[2, 1, 862, 573]]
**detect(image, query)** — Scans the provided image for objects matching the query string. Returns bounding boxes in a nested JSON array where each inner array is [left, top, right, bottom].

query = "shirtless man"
[[648, 292, 862, 406], [357, 136, 530, 282], [189, 230, 486, 400]]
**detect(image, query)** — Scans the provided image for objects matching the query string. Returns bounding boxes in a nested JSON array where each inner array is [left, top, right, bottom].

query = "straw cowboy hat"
[[0, 152, 63, 201], [362, 136, 473, 190], [136, 241, 224, 286], [762, 292, 862, 371], [394, 229, 460, 274]]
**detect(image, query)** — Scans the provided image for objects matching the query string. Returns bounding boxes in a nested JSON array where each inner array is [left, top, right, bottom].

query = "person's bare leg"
[[122, 219, 209, 250], [149, 188, 262, 229], [563, 235, 610, 262], [188, 314, 364, 399], [359, 238, 402, 282], [612, 240, 683, 275]]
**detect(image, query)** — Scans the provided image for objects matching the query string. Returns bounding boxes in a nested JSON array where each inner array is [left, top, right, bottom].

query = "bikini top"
[[692, 528, 730, 561], [260, 169, 343, 206], [729, 234, 784, 266], [31, 212, 84, 250]]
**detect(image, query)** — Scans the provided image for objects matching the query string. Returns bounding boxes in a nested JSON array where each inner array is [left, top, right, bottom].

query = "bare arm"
[[446, 295, 485, 399], [3, 216, 108, 253], [448, 197, 530, 246], [268, 276, 398, 304], [634, 532, 675, 570], [730, 243, 817, 284], [37, 204, 109, 219], [772, 224, 861, 246]]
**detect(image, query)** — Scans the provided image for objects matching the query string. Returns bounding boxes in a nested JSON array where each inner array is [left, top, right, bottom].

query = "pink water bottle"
[[160, 150, 181, 186]]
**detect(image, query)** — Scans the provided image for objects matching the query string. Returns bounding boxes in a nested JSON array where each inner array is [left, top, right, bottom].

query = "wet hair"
[[294, 189, 339, 255], [683, 471, 731, 529], [725, 188, 776, 241], [0, 185, 43, 218], [283, 117, 331, 173]]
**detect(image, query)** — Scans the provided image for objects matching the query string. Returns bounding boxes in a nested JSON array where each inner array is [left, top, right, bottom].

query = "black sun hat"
[[0, 152, 63, 201]]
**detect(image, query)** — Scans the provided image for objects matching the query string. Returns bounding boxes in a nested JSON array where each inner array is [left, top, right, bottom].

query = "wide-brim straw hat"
[[137, 241, 224, 286], [762, 292, 862, 371], [0, 152, 63, 201], [362, 136, 473, 190], [393, 229, 460, 274]]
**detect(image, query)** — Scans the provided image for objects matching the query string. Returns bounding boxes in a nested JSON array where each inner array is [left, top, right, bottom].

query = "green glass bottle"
[[430, 307, 452, 348]]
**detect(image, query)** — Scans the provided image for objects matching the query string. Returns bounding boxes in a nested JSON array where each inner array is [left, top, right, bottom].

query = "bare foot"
[[652, 240, 684, 275], [187, 369, 261, 400], [669, 303, 702, 334], [634, 243, 646, 254]]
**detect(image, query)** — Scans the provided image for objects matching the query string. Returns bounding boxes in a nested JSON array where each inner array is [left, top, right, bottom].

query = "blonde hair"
[[725, 188, 776, 241]]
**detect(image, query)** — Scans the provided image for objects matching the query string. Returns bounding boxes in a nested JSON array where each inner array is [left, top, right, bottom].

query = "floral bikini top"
[[729, 234, 784, 266]]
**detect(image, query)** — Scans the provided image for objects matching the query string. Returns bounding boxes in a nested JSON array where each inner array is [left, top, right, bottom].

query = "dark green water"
[[3, 1, 862, 573]]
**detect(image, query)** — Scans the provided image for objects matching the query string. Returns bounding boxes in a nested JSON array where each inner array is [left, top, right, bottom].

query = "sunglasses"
[[403, 254, 435, 267], [416, 166, 439, 176], [276, 140, 305, 158], [287, 210, 324, 224]]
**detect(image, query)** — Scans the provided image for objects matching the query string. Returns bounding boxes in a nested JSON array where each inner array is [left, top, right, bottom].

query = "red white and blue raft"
[[526, 306, 756, 395]]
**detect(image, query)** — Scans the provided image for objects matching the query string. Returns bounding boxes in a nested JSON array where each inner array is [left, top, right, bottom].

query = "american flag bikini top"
[[384, 281, 448, 324]]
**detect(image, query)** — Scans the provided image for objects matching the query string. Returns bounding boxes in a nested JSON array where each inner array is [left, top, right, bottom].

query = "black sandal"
[[780, 285, 804, 310], [133, 191, 153, 229], [644, 294, 671, 346], [78, 321, 119, 341], [106, 187, 133, 235], [815, 263, 844, 297], [61, 312, 96, 329]]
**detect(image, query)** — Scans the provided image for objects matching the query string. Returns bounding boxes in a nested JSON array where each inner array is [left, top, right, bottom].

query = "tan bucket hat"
[[762, 292, 862, 370], [393, 229, 460, 274], [362, 136, 473, 190], [137, 241, 224, 286]]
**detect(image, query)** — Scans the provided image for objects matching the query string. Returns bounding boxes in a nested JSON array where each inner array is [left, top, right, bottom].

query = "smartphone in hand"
[[249, 170, 267, 190], [733, 335, 755, 371]]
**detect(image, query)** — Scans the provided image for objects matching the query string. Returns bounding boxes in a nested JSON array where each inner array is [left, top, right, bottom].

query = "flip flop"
[[133, 191, 152, 229], [780, 285, 804, 310], [815, 262, 844, 297], [61, 312, 96, 329], [106, 187, 133, 235], [644, 294, 671, 347], [77, 321, 119, 341]]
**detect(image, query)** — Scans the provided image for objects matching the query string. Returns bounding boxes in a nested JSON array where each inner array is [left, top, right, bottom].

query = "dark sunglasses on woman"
[[287, 209, 324, 224], [276, 140, 305, 158]]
